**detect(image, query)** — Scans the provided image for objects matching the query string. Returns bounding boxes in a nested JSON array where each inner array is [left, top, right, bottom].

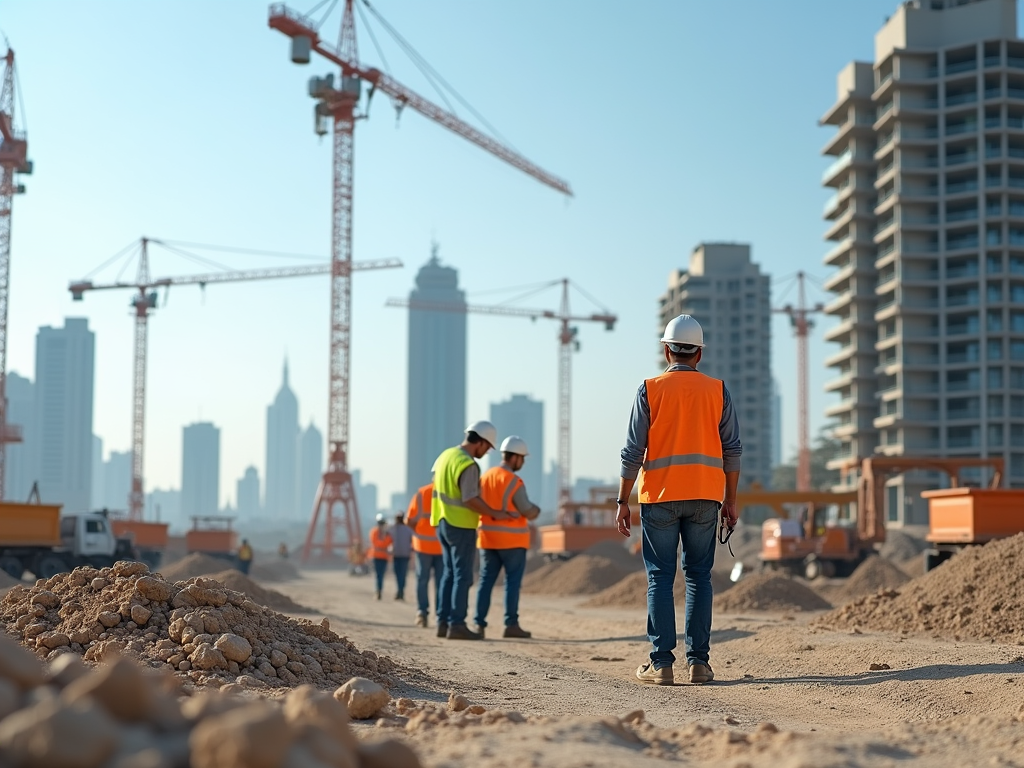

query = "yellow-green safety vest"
[[430, 446, 479, 529]]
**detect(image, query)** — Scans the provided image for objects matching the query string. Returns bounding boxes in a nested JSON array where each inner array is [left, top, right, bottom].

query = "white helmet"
[[660, 314, 705, 353], [465, 420, 498, 449], [500, 435, 529, 456], [375, 513, 386, 523]]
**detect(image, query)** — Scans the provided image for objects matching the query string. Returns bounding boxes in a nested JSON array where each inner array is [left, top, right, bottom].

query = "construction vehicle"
[[110, 519, 169, 569], [185, 516, 238, 561], [760, 455, 1004, 579], [922, 486, 1024, 571], [0, 501, 136, 579]]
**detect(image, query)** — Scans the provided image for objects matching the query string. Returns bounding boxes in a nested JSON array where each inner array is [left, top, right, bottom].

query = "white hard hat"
[[660, 314, 705, 353], [465, 420, 498, 449], [500, 435, 529, 456], [375, 513, 386, 523]]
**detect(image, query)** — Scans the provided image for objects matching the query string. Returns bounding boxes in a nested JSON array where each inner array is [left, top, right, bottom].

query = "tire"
[[32, 553, 69, 579], [923, 548, 951, 572], [0, 556, 23, 579], [820, 559, 837, 579], [803, 557, 822, 581]]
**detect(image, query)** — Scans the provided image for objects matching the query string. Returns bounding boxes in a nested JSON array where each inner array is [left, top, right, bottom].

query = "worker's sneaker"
[[474, 625, 486, 639], [688, 663, 715, 684], [394, 594, 405, 601], [503, 624, 532, 639], [415, 614, 428, 628], [436, 622, 449, 638], [635, 662, 673, 686], [374, 590, 381, 601], [446, 623, 483, 641]]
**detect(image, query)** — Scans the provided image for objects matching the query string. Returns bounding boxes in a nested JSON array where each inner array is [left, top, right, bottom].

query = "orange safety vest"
[[369, 527, 392, 560], [407, 483, 442, 556], [638, 370, 726, 504], [477, 466, 531, 550]]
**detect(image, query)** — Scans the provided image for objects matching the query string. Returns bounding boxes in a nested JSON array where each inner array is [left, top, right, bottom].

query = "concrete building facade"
[[4, 372, 35, 502], [181, 422, 220, 518], [405, 246, 467, 494], [489, 394, 545, 507], [265, 360, 299, 519], [821, 0, 1024, 523], [657, 243, 772, 489], [236, 466, 261, 517], [297, 421, 323, 521]]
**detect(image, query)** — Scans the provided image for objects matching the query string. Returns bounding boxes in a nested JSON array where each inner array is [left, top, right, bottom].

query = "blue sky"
[[2, 0, 994, 507]]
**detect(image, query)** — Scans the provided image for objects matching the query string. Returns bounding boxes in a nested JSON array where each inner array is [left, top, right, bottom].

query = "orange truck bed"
[[111, 521, 169, 549], [0, 502, 62, 547], [539, 524, 621, 555], [186, 529, 237, 554], [923, 488, 1024, 544]]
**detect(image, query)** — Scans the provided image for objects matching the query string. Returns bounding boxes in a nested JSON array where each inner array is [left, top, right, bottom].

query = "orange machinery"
[[760, 455, 1004, 579], [185, 516, 237, 559], [922, 487, 1024, 571], [111, 520, 169, 569]]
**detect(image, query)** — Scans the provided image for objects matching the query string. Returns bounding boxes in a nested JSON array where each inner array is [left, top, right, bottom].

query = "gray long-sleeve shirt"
[[620, 364, 742, 480], [390, 522, 413, 557]]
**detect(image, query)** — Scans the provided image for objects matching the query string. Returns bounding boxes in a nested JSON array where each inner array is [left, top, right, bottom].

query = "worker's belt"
[[643, 453, 723, 471], [434, 490, 470, 509], [478, 523, 525, 532]]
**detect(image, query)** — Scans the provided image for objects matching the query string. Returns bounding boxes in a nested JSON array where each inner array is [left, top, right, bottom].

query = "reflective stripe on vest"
[[477, 466, 530, 550], [408, 483, 442, 555], [430, 446, 479, 529], [638, 370, 726, 504], [369, 528, 391, 560]]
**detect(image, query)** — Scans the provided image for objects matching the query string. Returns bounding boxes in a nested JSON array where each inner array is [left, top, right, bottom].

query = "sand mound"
[[159, 552, 234, 581], [0, 560, 398, 691], [582, 569, 734, 609], [0, 569, 21, 588], [251, 558, 301, 582], [521, 555, 628, 596], [206, 569, 310, 613], [715, 573, 832, 613], [836, 555, 910, 601], [878, 529, 928, 562], [581, 540, 644, 572], [813, 533, 1024, 643]]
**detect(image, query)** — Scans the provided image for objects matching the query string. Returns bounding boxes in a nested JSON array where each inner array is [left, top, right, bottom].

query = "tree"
[[771, 428, 842, 491]]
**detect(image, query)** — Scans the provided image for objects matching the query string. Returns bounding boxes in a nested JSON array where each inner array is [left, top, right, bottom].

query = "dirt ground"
[[267, 567, 1024, 768]]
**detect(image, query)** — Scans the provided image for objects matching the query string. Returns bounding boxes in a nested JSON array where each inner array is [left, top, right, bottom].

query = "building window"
[[988, 424, 1004, 447], [1013, 425, 1024, 447], [1013, 341, 1024, 360], [989, 339, 1004, 360], [990, 395, 1005, 417], [988, 367, 1004, 389], [1011, 396, 1024, 417], [1012, 454, 1024, 477]]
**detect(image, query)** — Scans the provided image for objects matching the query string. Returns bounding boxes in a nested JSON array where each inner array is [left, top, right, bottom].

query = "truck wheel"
[[32, 554, 69, 579], [803, 557, 822, 581], [923, 549, 951, 572], [0, 556, 23, 579], [820, 560, 837, 579]]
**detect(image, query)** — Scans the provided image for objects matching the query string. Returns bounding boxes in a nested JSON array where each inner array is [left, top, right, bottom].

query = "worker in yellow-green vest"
[[473, 436, 541, 639], [431, 420, 512, 641]]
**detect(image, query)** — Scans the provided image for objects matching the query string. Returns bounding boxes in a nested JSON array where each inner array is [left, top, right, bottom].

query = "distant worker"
[[616, 314, 741, 686], [369, 513, 393, 601], [236, 539, 254, 576], [431, 420, 512, 640], [278, 542, 289, 559], [407, 482, 442, 628], [474, 436, 541, 639], [390, 512, 413, 601]]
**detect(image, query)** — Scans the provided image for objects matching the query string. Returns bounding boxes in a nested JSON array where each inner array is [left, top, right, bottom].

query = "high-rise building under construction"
[[821, 0, 1024, 523]]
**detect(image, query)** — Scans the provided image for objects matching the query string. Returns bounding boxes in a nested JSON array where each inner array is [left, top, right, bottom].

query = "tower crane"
[[70, 236, 400, 522], [0, 48, 33, 499], [269, 1, 572, 561], [387, 278, 616, 507], [774, 271, 824, 492]]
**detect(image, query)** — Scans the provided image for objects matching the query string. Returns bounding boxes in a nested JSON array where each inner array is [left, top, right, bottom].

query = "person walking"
[[473, 436, 541, 639], [616, 314, 742, 686], [407, 482, 443, 628], [236, 539, 254, 576], [430, 420, 511, 640], [390, 512, 413, 601], [369, 513, 392, 601]]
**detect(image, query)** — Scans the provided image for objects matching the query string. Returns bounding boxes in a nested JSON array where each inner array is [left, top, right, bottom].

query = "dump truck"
[[110, 520, 170, 569], [922, 486, 1024, 571], [185, 516, 237, 560], [0, 501, 137, 579]]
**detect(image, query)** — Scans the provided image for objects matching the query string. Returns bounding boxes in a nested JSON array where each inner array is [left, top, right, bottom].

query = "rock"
[[189, 703, 292, 768], [30, 591, 59, 609], [0, 632, 46, 689], [269, 649, 288, 668], [334, 677, 389, 720], [467, 705, 487, 715], [448, 692, 470, 712], [215, 634, 253, 664], [62, 656, 155, 723], [283, 685, 358, 752], [47, 654, 89, 688], [869, 662, 891, 671], [189, 644, 228, 671], [134, 576, 173, 603], [111, 561, 149, 579], [0, 697, 120, 768], [621, 709, 644, 724], [91, 578, 108, 591], [97, 612, 121, 628], [130, 605, 153, 626], [38, 632, 70, 650], [172, 584, 227, 609], [357, 740, 423, 768]]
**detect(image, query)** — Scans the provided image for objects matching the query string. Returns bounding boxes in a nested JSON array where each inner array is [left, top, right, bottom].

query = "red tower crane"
[[387, 278, 616, 507], [269, 2, 572, 560], [70, 236, 400, 521], [774, 271, 824, 492], [0, 48, 33, 499]]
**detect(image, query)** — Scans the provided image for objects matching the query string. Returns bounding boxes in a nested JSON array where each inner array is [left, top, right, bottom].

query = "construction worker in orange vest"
[[616, 314, 742, 687], [369, 513, 393, 601], [407, 482, 442, 628], [473, 436, 541, 639]]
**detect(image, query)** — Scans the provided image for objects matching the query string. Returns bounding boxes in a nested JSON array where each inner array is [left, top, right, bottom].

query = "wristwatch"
[[615, 498, 628, 504]]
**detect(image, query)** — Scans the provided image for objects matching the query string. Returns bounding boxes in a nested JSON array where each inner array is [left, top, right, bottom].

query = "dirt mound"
[[813, 533, 1024, 643], [206, 570, 310, 613], [0, 569, 21, 588], [159, 552, 234, 581], [836, 555, 910, 601], [714, 573, 832, 613], [581, 540, 644, 572], [0, 560, 399, 691], [521, 555, 628, 596], [251, 558, 301, 582], [582, 569, 734, 609], [878, 529, 928, 562]]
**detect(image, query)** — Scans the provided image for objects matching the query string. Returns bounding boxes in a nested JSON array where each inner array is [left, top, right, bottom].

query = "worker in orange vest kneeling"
[[369, 513, 393, 601], [473, 436, 541, 639], [407, 482, 442, 628]]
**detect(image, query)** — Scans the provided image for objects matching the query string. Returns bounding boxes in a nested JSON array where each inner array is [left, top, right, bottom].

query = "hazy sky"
[[4, 0, 1000, 509]]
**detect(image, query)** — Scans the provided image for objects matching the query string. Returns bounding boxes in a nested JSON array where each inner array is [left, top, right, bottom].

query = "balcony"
[[945, 121, 976, 136], [1010, 88, 1024, 100], [945, 151, 978, 166], [947, 180, 979, 194], [946, 233, 980, 250], [1009, 56, 1024, 69], [945, 209, 978, 223], [947, 92, 978, 107], [946, 60, 977, 75]]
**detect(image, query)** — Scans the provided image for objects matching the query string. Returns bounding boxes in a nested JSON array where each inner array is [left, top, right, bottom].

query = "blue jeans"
[[372, 558, 388, 593], [474, 547, 527, 628], [393, 556, 410, 598], [437, 519, 477, 626], [641, 499, 718, 670], [415, 552, 443, 617]]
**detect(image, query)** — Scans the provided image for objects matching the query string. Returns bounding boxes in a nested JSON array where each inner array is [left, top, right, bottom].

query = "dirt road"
[[272, 568, 1024, 767]]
